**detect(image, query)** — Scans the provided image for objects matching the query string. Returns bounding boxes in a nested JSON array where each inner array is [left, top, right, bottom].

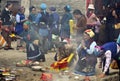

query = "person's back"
[[39, 11, 49, 25], [49, 12, 59, 26], [49, 11, 60, 35], [101, 42, 117, 57], [35, 3, 49, 25], [61, 12, 72, 27]]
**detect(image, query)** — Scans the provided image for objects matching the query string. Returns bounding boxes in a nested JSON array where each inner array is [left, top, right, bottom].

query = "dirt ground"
[[0, 41, 119, 81]]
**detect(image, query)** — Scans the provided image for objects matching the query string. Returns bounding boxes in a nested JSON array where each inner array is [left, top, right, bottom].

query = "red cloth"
[[40, 73, 52, 81], [50, 57, 68, 70]]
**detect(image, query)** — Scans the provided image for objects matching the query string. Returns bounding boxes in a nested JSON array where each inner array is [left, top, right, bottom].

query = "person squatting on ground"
[[74, 29, 97, 81], [20, 21, 43, 62], [1, 3, 14, 50], [54, 40, 75, 61], [51, 40, 76, 71], [94, 42, 120, 80]]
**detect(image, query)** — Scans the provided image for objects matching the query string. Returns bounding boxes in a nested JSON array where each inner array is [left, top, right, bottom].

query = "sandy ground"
[[0, 41, 119, 81]]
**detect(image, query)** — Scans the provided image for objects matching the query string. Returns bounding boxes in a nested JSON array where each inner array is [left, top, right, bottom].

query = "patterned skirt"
[[74, 53, 97, 76]]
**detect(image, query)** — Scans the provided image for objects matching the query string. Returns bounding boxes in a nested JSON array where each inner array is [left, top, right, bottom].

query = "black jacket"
[[1, 8, 12, 25]]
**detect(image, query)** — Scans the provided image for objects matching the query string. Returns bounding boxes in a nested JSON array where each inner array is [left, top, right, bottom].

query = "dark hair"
[[5, 3, 12, 8], [18, 6, 25, 12], [64, 5, 71, 12], [73, 9, 82, 15], [29, 6, 36, 12]]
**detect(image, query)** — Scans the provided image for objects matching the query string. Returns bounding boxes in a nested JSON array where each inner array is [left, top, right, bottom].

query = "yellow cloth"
[[69, 19, 74, 34], [84, 29, 95, 38], [50, 53, 74, 72], [114, 23, 120, 29], [9, 33, 16, 38], [110, 60, 118, 69]]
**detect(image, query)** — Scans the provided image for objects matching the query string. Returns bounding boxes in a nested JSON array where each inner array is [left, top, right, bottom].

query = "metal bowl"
[[31, 66, 42, 71]]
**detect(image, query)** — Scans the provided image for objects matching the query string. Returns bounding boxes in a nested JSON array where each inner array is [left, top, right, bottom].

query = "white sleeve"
[[103, 50, 112, 74], [117, 34, 120, 44], [86, 41, 97, 54], [16, 14, 20, 23]]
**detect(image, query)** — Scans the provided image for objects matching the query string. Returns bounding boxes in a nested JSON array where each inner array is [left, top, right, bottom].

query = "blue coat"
[[101, 42, 117, 58]]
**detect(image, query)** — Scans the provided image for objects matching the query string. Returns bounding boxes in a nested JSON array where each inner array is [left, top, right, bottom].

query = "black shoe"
[[8, 47, 14, 50], [4, 47, 14, 50], [4, 47, 9, 50]]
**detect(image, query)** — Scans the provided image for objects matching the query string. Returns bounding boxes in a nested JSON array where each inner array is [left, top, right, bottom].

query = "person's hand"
[[24, 18, 28, 21], [73, 24, 78, 30], [112, 10, 118, 18], [102, 6, 105, 10], [33, 40, 39, 45], [5, 27, 9, 32], [97, 73, 106, 78], [81, 40, 86, 49]]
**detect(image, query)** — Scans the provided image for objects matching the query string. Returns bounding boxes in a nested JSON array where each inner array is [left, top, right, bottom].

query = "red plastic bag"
[[40, 73, 52, 81]]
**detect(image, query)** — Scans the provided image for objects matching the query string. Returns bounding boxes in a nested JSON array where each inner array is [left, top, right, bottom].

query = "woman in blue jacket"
[[94, 42, 120, 80]]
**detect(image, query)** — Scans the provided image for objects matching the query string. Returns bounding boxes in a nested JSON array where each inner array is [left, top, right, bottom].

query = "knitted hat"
[[88, 4, 95, 9], [24, 21, 30, 25], [64, 5, 71, 12], [40, 3, 47, 10], [84, 29, 95, 38]]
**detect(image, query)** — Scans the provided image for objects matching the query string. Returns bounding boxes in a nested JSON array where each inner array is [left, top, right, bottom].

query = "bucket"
[[0, 35, 7, 47]]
